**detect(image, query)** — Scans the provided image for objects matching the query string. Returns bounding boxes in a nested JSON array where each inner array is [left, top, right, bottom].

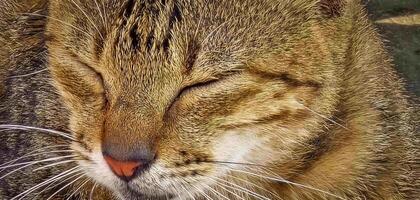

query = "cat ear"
[[318, 0, 345, 18]]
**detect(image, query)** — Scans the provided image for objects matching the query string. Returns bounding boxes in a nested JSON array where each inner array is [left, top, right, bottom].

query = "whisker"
[[33, 171, 84, 200], [93, 0, 106, 29], [188, 181, 214, 200], [46, 173, 86, 200], [19, 13, 93, 39], [99, 0, 109, 30], [178, 179, 197, 200], [0, 124, 75, 141], [34, 159, 77, 171], [206, 175, 270, 200], [0, 155, 76, 181], [229, 168, 346, 200], [298, 102, 350, 131], [202, 21, 229, 46], [11, 166, 80, 200], [89, 182, 97, 200], [212, 181, 244, 200], [172, 184, 183, 200], [225, 174, 283, 200], [0, 150, 74, 175], [194, 15, 203, 40], [201, 160, 271, 168], [69, 0, 104, 40], [65, 177, 91, 200], [201, 183, 230, 200], [0, 155, 75, 170], [0, 145, 70, 168], [7, 68, 48, 79]]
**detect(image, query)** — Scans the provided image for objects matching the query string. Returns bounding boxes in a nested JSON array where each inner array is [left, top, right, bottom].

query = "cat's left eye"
[[180, 79, 221, 94]]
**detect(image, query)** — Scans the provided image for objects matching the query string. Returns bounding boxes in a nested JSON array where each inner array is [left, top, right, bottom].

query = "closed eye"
[[179, 78, 220, 95], [179, 69, 241, 95], [165, 77, 226, 114]]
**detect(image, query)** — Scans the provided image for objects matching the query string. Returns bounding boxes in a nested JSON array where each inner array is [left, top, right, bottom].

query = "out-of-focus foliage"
[[367, 0, 420, 96]]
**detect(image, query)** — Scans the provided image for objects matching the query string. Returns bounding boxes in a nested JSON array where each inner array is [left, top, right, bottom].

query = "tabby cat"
[[0, 0, 418, 199]]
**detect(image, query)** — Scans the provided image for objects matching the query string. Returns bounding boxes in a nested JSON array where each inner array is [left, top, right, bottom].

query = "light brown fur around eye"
[[0, 0, 418, 199]]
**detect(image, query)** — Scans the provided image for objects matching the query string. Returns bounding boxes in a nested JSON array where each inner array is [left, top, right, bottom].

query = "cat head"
[[46, 0, 342, 198]]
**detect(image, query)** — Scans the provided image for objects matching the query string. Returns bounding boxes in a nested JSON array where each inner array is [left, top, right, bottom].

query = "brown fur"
[[0, 0, 418, 199]]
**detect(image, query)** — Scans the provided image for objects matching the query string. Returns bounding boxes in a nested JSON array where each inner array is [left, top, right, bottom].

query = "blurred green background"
[[366, 0, 420, 96]]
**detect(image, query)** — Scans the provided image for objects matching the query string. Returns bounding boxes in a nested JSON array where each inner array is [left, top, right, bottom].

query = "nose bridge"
[[102, 96, 163, 161]]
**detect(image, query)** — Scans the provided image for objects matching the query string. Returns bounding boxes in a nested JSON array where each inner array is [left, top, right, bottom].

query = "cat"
[[0, 0, 418, 199]]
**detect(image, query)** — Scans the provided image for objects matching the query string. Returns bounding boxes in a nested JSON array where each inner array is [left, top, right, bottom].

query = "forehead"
[[51, 0, 309, 66]]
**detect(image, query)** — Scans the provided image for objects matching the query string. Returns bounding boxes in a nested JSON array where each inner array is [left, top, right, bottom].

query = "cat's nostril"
[[104, 155, 142, 181], [101, 139, 157, 181], [103, 150, 153, 182]]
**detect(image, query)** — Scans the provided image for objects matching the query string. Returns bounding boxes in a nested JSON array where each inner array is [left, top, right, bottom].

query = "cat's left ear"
[[318, 0, 345, 18]]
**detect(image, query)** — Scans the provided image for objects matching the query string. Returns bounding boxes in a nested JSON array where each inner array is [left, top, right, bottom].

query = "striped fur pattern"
[[0, 0, 418, 199]]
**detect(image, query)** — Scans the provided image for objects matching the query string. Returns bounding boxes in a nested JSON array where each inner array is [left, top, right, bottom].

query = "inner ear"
[[318, 0, 345, 18]]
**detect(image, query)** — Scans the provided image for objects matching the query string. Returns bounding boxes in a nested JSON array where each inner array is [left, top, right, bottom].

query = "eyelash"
[[165, 78, 222, 114], [178, 71, 240, 98], [179, 79, 221, 95]]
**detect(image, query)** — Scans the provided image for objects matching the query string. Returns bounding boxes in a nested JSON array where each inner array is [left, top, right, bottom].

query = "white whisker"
[[212, 181, 244, 200], [34, 159, 77, 171], [89, 182, 97, 200], [33, 171, 84, 199], [201, 21, 229, 46], [70, 0, 104, 40], [0, 150, 74, 175], [65, 177, 91, 200], [229, 168, 346, 200], [226, 174, 283, 200], [0, 155, 76, 182], [0, 145, 70, 168], [46, 173, 86, 200], [11, 166, 80, 200], [93, 0, 106, 29], [20, 13, 93, 39], [202, 183, 230, 200], [0, 155, 75, 170], [189, 181, 214, 200], [298, 102, 350, 131], [0, 124, 75, 140], [207, 175, 269, 200], [178, 179, 197, 200], [7, 68, 49, 79]]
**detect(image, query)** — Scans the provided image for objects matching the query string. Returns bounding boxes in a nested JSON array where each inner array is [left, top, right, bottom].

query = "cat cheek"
[[212, 131, 266, 164]]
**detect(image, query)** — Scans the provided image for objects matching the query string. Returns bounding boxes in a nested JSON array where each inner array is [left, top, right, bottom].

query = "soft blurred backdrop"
[[366, 0, 420, 96]]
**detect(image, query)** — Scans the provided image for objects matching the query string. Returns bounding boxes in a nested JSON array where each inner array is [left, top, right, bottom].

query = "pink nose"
[[104, 155, 142, 180]]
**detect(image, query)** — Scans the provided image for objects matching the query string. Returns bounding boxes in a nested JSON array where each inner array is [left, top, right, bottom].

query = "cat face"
[[47, 0, 337, 198]]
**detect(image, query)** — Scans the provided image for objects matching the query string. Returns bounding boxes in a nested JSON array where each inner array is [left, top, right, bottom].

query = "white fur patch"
[[212, 130, 269, 172], [76, 145, 125, 196]]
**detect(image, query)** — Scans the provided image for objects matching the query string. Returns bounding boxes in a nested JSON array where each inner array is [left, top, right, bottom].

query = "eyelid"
[[181, 78, 220, 93], [165, 77, 225, 114], [67, 53, 107, 94], [165, 71, 240, 115]]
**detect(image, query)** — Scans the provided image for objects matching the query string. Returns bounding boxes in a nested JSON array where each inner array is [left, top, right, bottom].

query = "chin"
[[117, 188, 172, 200]]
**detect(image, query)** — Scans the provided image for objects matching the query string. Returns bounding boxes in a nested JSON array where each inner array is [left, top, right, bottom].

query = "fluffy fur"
[[0, 0, 418, 199]]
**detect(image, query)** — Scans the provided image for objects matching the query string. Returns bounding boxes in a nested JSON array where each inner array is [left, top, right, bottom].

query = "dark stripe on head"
[[130, 24, 140, 50], [161, 2, 182, 53], [145, 28, 155, 51], [124, 0, 136, 19], [318, 0, 345, 18], [184, 39, 201, 75]]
